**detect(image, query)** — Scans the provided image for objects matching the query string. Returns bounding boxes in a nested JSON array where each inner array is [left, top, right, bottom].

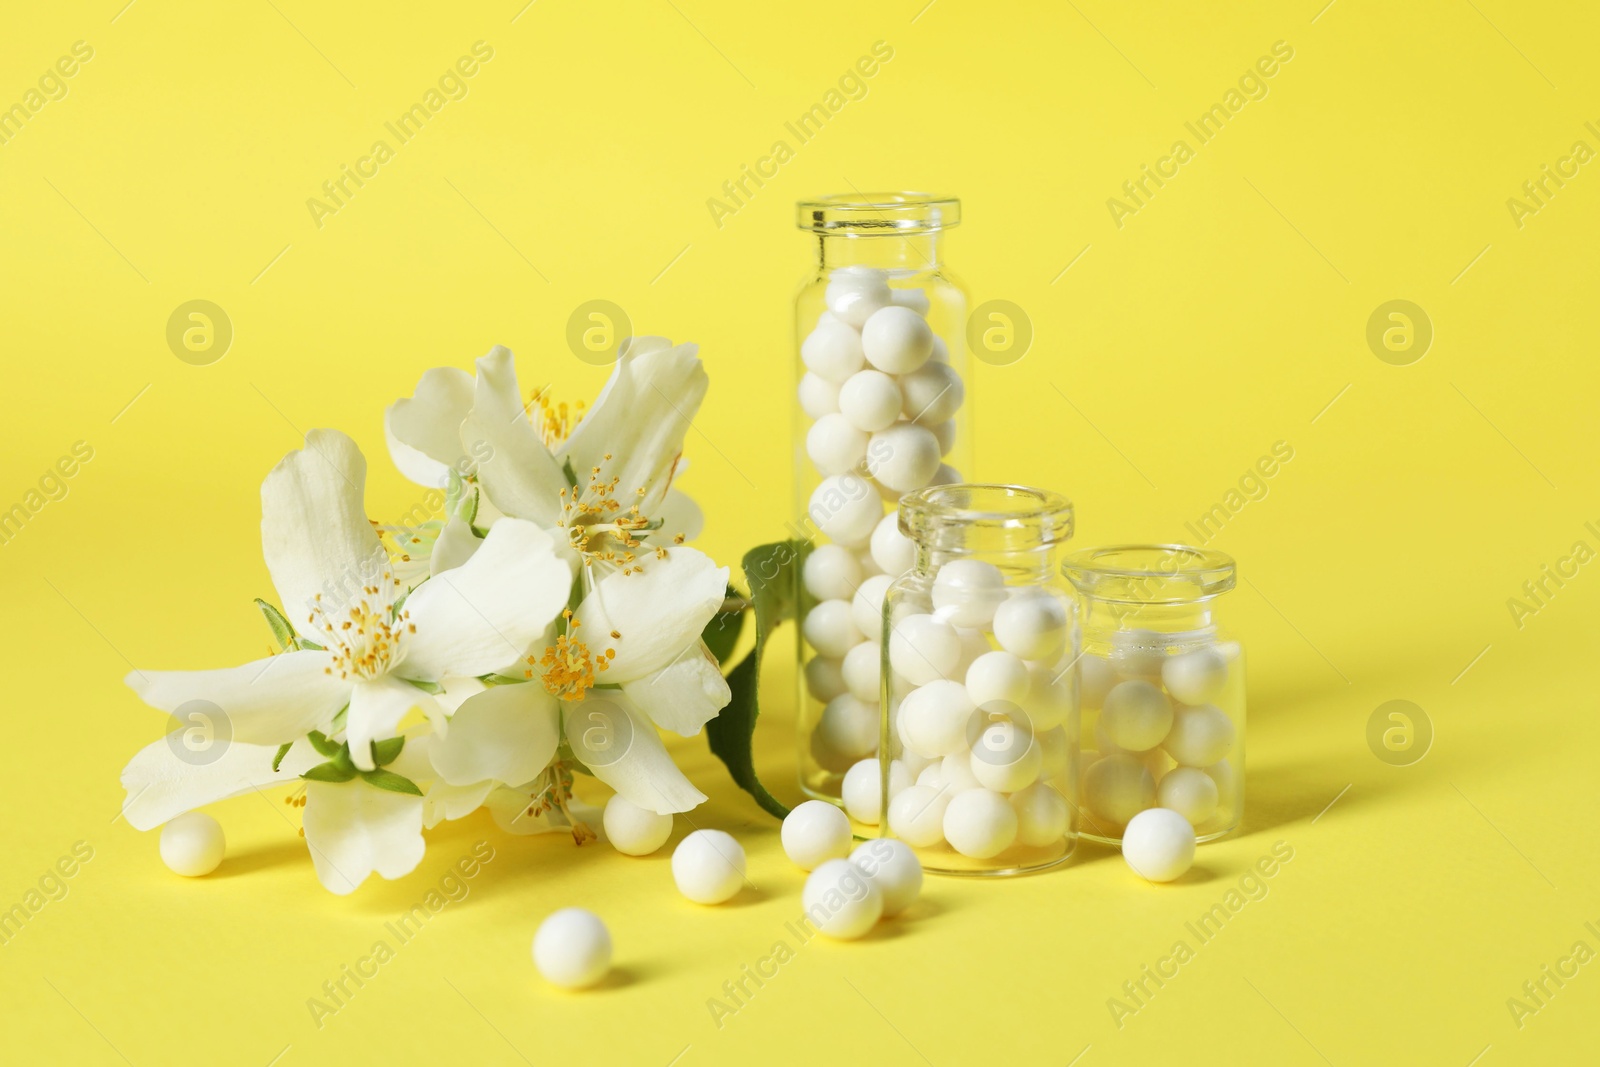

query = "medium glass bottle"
[[792, 193, 971, 804], [1061, 545, 1244, 845], [875, 483, 1078, 876]]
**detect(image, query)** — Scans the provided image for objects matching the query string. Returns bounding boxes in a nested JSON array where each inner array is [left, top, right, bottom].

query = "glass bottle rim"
[[898, 483, 1074, 546], [1061, 543, 1237, 604], [796, 192, 961, 235]]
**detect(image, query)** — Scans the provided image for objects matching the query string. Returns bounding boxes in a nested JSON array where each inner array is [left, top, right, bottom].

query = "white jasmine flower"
[[126, 428, 571, 769], [428, 543, 731, 818], [386, 341, 707, 564], [120, 429, 573, 893]]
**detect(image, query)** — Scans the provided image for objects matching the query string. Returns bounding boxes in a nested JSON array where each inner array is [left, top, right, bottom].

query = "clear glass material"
[[792, 193, 972, 804], [876, 484, 1078, 876], [1062, 545, 1244, 845]]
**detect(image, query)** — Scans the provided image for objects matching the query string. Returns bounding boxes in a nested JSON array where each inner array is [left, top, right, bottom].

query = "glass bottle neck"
[[916, 544, 1058, 583], [1080, 595, 1219, 638], [817, 231, 943, 273]]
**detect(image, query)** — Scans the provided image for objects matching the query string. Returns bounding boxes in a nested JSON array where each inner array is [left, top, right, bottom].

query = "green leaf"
[[302, 760, 358, 783], [255, 598, 297, 651], [370, 736, 405, 767], [479, 672, 528, 687], [403, 677, 444, 695], [330, 703, 348, 732], [299, 639, 325, 651], [561, 456, 580, 489], [701, 584, 747, 665], [271, 742, 292, 773], [306, 730, 343, 759], [360, 769, 423, 796], [704, 540, 811, 820]]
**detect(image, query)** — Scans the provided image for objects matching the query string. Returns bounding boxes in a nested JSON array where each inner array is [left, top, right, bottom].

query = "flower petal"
[[656, 487, 704, 543], [119, 737, 320, 831], [430, 517, 482, 576], [347, 676, 434, 771], [572, 546, 728, 681], [399, 518, 573, 681], [125, 651, 350, 746], [302, 781, 426, 895], [459, 346, 567, 526], [562, 694, 706, 814], [429, 682, 559, 787], [386, 366, 477, 487], [260, 428, 388, 622], [621, 642, 730, 736], [424, 780, 494, 828], [559, 339, 708, 516]]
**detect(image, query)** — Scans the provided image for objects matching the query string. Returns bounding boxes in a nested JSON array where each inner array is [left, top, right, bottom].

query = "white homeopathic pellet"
[[801, 318, 866, 382], [827, 268, 892, 327], [841, 640, 881, 703], [781, 800, 853, 870], [1163, 703, 1236, 767], [1122, 807, 1196, 882], [969, 723, 1042, 793], [817, 694, 879, 759], [931, 558, 1007, 629], [806, 413, 869, 475], [1010, 781, 1070, 847], [888, 613, 960, 685], [802, 858, 884, 939], [533, 908, 612, 989], [672, 829, 746, 904], [808, 474, 883, 546], [803, 543, 862, 602], [887, 784, 951, 847], [851, 573, 894, 642], [867, 422, 942, 493], [602, 794, 674, 857], [803, 598, 863, 659], [850, 839, 923, 917], [943, 789, 1018, 859], [897, 679, 974, 758], [838, 369, 904, 433], [1162, 645, 1229, 705], [965, 650, 1030, 709], [159, 812, 224, 877], [798, 371, 842, 419], [938, 750, 983, 793], [1101, 679, 1174, 752], [869, 513, 917, 575], [804, 654, 848, 702], [1083, 753, 1157, 825], [861, 304, 934, 374], [899, 360, 965, 425], [992, 591, 1069, 661], [842, 757, 912, 824], [1156, 766, 1220, 825]]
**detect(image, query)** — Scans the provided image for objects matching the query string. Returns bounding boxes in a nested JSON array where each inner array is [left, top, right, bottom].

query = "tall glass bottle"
[[791, 193, 971, 804]]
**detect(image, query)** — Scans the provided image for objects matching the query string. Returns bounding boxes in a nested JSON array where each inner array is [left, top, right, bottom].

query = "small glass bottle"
[[792, 193, 971, 804], [1061, 545, 1244, 845], [875, 484, 1078, 876]]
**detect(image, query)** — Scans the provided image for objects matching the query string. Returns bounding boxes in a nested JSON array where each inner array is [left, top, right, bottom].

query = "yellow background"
[[2, 1, 1596, 1063]]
